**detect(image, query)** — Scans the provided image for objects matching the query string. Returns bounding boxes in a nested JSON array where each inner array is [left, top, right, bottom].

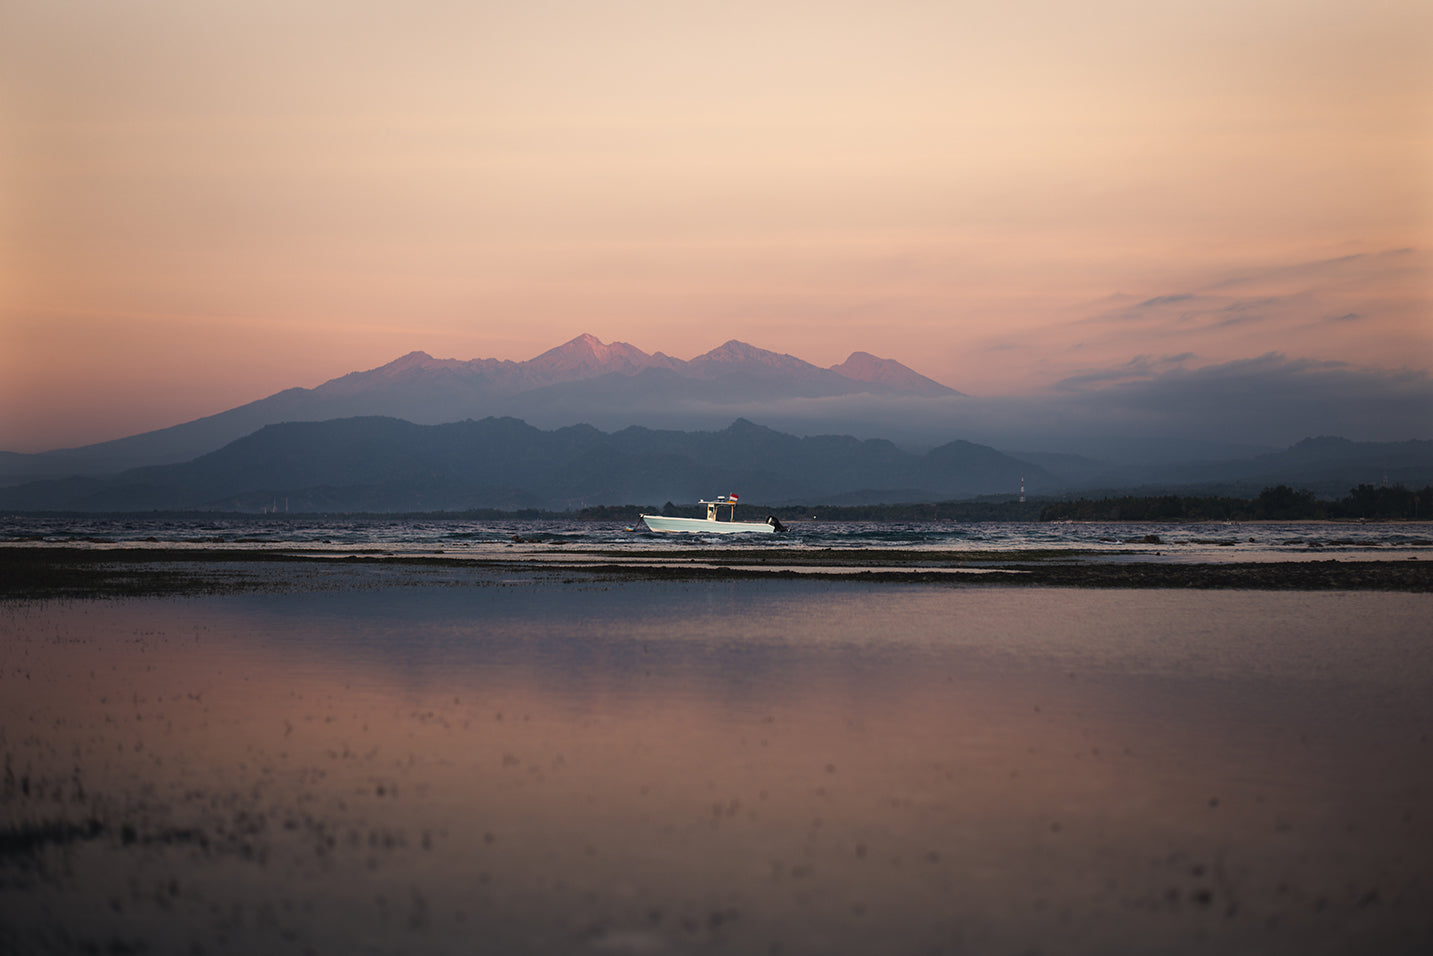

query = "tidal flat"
[[2, 559, 1432, 954]]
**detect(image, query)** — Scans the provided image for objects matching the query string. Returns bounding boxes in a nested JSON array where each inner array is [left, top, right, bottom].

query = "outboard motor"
[[766, 515, 788, 533]]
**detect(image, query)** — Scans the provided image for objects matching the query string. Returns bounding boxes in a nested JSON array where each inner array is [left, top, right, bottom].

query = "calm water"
[[3, 579, 1431, 954], [4, 514, 1431, 562]]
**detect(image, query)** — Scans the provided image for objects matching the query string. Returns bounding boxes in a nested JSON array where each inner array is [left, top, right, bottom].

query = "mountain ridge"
[[0, 416, 1044, 512], [2, 415, 1429, 513], [4, 337, 1429, 500], [0, 335, 960, 481]]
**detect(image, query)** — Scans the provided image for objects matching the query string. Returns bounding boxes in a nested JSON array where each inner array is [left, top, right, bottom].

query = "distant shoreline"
[[3, 546, 1429, 598], [4, 501, 1429, 523]]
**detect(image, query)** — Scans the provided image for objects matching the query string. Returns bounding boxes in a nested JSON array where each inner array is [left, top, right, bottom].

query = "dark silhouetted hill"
[[0, 417, 1040, 512], [0, 335, 961, 481]]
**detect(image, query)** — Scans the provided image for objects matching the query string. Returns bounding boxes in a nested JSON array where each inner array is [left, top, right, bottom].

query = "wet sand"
[[2, 545, 1432, 599], [3, 550, 1432, 954]]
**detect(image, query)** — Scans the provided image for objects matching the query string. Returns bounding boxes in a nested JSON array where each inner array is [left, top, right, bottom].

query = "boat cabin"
[[701, 496, 739, 522]]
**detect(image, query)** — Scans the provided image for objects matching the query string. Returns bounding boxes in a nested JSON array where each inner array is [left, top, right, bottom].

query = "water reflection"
[[3, 582, 1432, 954]]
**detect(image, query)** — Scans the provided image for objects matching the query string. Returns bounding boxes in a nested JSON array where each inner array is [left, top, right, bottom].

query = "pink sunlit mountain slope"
[[331, 335, 958, 398], [830, 352, 955, 397], [0, 336, 963, 480]]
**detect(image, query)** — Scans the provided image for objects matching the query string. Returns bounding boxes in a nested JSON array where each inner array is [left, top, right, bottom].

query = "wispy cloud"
[[1204, 252, 1369, 291], [1033, 353, 1432, 447], [1209, 299, 1280, 328], [1053, 354, 1196, 390], [1136, 294, 1195, 309], [1041, 248, 1428, 381], [587, 352, 1433, 457]]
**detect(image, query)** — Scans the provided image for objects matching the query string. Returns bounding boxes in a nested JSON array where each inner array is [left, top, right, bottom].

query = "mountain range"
[[1, 334, 1430, 511], [1, 416, 1429, 513], [0, 335, 958, 482], [0, 417, 1042, 512]]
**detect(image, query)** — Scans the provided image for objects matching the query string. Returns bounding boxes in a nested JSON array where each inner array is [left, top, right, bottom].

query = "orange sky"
[[2, 0, 1430, 452]]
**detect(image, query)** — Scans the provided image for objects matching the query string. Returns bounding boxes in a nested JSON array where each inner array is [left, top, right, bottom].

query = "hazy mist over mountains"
[[2, 334, 1430, 511], [3, 335, 957, 476]]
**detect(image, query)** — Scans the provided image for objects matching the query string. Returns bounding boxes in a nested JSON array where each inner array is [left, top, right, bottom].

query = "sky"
[[2, 0, 1430, 453]]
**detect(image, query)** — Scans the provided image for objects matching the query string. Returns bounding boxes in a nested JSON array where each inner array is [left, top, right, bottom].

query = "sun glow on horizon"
[[2, 0, 1429, 451]]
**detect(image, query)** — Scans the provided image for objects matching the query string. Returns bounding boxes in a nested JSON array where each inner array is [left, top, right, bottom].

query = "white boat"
[[640, 496, 787, 534]]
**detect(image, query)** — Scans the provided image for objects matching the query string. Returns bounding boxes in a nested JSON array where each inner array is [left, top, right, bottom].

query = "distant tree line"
[[51, 484, 1425, 522], [561, 486, 1433, 522], [599, 500, 1048, 522], [1038, 484, 1432, 522]]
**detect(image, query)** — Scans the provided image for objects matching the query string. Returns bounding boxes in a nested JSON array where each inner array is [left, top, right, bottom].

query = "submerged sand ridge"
[[2, 545, 1432, 599], [3, 577, 1432, 954]]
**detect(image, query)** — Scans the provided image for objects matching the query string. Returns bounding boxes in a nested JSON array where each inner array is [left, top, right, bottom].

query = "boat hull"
[[640, 514, 776, 534]]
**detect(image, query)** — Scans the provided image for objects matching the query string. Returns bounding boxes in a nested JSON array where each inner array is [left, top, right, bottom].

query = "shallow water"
[[5, 513, 1431, 562], [3, 581, 1432, 954]]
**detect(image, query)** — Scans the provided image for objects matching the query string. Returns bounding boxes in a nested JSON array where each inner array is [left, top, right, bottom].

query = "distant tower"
[[1019, 476, 1026, 504]]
